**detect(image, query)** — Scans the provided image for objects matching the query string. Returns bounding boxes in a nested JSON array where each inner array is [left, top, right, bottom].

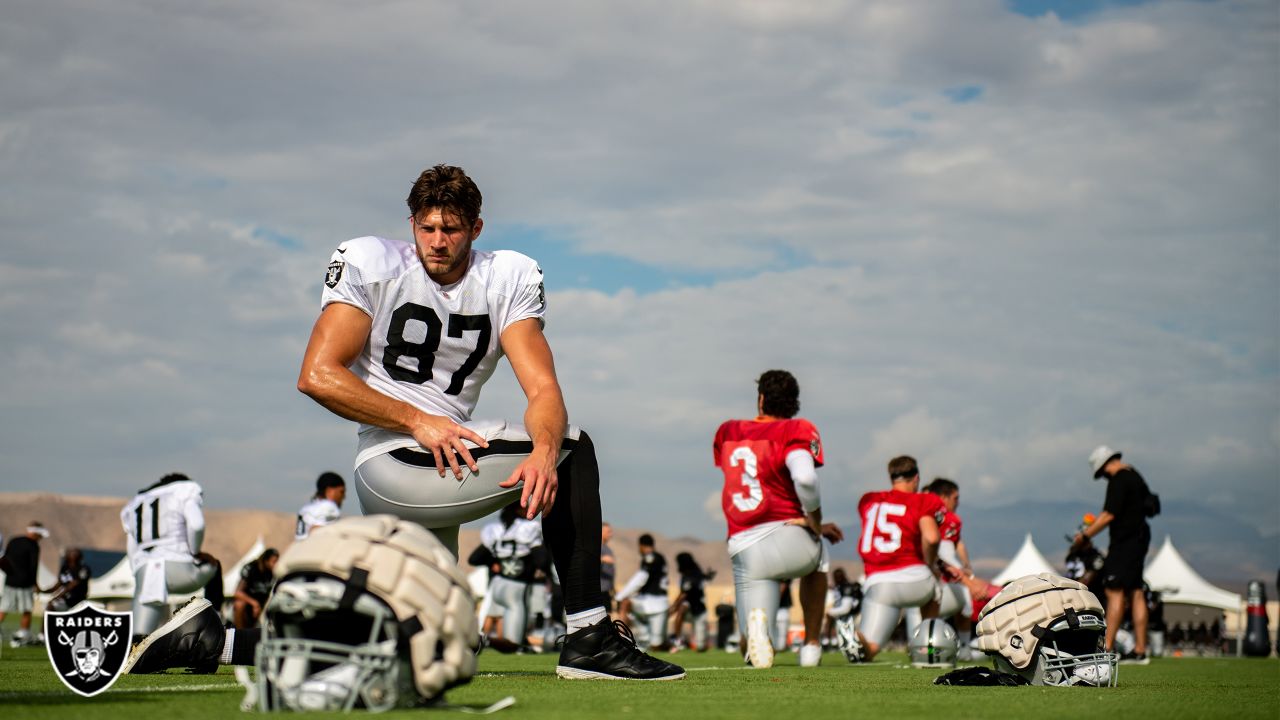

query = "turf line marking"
[[0, 682, 241, 699]]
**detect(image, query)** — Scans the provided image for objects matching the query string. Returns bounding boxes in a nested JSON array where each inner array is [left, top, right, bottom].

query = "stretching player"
[[125, 164, 682, 681], [121, 474, 225, 644], [714, 370, 844, 669], [852, 456, 944, 662], [615, 534, 670, 651], [476, 501, 546, 647], [905, 478, 974, 655]]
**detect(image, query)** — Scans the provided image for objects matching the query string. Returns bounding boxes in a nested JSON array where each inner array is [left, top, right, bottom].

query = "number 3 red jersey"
[[857, 490, 946, 577], [713, 418, 824, 538]]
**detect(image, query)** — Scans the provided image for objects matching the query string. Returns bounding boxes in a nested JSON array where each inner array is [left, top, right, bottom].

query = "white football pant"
[[730, 525, 823, 650]]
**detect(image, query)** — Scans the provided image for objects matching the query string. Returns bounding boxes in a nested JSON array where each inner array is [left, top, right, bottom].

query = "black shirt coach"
[[1101, 468, 1152, 590], [1104, 468, 1151, 542], [2, 536, 40, 588]]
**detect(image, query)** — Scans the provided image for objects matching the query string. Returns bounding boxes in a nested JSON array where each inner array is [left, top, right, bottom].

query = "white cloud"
[[0, 0, 1274, 552]]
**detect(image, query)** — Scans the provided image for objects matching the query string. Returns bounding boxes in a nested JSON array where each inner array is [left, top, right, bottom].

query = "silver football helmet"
[[976, 573, 1118, 687], [254, 515, 479, 711], [909, 618, 958, 668]]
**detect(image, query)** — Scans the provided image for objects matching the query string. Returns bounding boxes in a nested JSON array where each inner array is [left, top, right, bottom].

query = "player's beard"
[[417, 239, 472, 282]]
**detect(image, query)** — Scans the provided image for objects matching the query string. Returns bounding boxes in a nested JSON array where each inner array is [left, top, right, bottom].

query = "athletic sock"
[[566, 607, 608, 633], [229, 627, 261, 666], [958, 629, 972, 646], [220, 629, 235, 665]]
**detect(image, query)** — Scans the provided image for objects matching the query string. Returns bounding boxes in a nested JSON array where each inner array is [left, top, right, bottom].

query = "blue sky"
[[0, 0, 1275, 577], [1009, 0, 1160, 20]]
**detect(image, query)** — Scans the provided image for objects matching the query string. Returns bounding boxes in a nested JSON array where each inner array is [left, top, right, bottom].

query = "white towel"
[[137, 559, 168, 605]]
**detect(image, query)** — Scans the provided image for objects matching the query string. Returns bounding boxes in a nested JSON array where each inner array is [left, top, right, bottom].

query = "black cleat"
[[124, 598, 225, 674], [556, 618, 686, 680]]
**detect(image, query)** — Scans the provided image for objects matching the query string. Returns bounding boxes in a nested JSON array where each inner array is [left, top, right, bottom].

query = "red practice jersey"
[[857, 490, 946, 577], [972, 584, 1002, 622], [714, 418, 824, 538], [940, 511, 962, 544]]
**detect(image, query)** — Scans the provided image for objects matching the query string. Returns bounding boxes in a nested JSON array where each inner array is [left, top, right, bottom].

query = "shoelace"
[[611, 620, 637, 647], [554, 620, 643, 654]]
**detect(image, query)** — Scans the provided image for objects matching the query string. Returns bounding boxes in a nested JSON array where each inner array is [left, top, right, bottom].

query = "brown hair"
[[925, 477, 958, 497], [406, 164, 483, 226], [887, 456, 918, 481]]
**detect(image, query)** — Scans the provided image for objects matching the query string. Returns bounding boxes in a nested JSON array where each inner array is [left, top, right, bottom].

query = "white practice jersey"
[[321, 236, 546, 466], [120, 478, 205, 569], [481, 518, 544, 582], [295, 498, 342, 540], [481, 519, 543, 560], [938, 539, 961, 568]]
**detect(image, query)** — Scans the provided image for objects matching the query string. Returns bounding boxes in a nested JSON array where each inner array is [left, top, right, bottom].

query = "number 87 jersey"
[[713, 418, 824, 537], [322, 236, 546, 465]]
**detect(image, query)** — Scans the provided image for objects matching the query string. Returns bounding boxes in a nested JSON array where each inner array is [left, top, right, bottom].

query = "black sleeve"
[[1103, 473, 1127, 517], [467, 544, 495, 567], [527, 545, 550, 572]]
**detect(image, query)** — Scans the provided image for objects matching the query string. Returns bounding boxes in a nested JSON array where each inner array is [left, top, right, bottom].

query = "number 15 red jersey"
[[857, 489, 945, 577], [714, 418, 823, 538]]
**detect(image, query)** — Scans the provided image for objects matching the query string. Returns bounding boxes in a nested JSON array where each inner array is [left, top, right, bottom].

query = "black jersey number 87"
[[383, 302, 491, 395]]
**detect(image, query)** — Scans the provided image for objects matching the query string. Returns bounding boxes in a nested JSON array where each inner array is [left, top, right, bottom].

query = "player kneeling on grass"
[[714, 370, 844, 669], [850, 456, 946, 663]]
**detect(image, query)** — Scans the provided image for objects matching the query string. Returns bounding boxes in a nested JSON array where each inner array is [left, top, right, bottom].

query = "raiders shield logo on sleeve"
[[44, 605, 132, 697], [325, 260, 345, 288]]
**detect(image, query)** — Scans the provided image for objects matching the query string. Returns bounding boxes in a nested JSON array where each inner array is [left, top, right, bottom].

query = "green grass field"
[[2, 630, 1277, 720]]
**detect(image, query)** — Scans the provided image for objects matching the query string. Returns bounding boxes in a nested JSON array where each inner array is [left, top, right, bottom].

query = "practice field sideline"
[[1, 636, 1276, 720]]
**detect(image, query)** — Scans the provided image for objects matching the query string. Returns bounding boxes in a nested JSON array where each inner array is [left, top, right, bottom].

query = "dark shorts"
[[1102, 532, 1151, 591]]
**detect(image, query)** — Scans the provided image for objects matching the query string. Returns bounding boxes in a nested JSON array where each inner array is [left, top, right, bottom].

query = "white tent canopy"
[[87, 555, 136, 600], [1144, 535, 1242, 611], [992, 533, 1058, 585]]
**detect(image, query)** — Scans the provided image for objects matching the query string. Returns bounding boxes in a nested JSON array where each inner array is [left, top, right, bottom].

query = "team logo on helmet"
[[325, 260, 345, 288], [44, 605, 131, 697]]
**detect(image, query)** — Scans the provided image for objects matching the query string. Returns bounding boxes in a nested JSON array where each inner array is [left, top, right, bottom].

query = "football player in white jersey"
[[473, 501, 547, 647], [294, 471, 346, 540], [126, 166, 682, 680], [120, 473, 224, 641], [292, 164, 683, 681]]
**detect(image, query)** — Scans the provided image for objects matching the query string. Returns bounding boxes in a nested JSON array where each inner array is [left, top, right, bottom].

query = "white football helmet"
[[909, 618, 958, 668], [254, 515, 479, 711], [976, 573, 1118, 687]]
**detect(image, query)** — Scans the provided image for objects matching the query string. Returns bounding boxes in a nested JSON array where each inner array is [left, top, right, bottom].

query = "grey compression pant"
[[132, 560, 220, 635], [858, 574, 938, 649], [730, 525, 822, 649], [487, 576, 534, 644], [355, 420, 579, 557], [627, 594, 670, 649], [904, 581, 967, 640]]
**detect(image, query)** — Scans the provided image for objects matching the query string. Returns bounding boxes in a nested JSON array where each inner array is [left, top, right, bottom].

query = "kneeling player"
[[714, 370, 843, 669], [852, 456, 944, 662], [125, 164, 682, 682]]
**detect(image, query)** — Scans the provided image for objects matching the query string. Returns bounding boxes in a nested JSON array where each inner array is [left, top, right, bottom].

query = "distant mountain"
[[4, 492, 1271, 601], [960, 499, 1278, 596]]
